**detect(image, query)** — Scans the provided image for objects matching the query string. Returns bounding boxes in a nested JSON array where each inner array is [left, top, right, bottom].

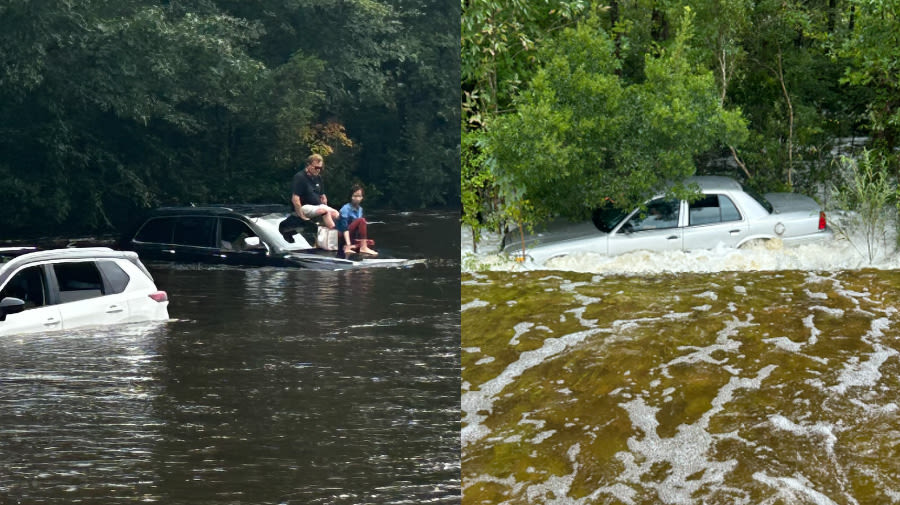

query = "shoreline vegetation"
[[0, 1, 460, 238], [462, 1, 900, 256]]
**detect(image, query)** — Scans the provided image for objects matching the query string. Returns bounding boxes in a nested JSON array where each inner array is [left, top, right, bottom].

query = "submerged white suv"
[[0, 247, 169, 336]]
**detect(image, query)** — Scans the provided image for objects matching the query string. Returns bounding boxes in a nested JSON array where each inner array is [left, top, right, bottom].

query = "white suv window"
[[0, 265, 48, 310], [54, 261, 105, 303], [97, 260, 130, 294]]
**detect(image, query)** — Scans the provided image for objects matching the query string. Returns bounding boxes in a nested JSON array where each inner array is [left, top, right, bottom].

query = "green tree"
[[839, 0, 900, 156], [486, 8, 747, 227], [461, 0, 587, 247]]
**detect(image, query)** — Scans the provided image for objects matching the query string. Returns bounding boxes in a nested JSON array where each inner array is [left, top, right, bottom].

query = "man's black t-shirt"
[[292, 170, 324, 207]]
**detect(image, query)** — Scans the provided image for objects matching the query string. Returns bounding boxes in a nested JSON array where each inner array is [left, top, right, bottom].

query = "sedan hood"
[[763, 192, 821, 214], [503, 220, 605, 254]]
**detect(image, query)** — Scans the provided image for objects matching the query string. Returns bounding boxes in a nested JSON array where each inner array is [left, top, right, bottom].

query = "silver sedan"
[[503, 176, 833, 265]]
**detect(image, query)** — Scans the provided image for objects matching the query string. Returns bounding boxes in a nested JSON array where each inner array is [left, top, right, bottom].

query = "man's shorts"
[[300, 204, 325, 220]]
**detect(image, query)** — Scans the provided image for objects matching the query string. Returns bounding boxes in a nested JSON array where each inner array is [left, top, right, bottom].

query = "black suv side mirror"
[[0, 296, 26, 321]]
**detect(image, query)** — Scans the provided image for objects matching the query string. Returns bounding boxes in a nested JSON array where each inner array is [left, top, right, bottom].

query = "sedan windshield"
[[592, 204, 628, 233]]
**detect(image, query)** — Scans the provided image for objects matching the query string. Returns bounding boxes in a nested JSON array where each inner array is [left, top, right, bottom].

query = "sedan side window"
[[54, 262, 105, 303], [689, 195, 742, 226], [623, 199, 680, 232], [0, 266, 47, 309]]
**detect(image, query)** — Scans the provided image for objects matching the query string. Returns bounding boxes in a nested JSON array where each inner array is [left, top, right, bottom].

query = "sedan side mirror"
[[243, 236, 261, 248], [0, 296, 26, 321]]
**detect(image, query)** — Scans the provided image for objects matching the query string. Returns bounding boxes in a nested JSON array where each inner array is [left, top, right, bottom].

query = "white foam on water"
[[462, 225, 900, 274], [831, 317, 898, 395], [529, 430, 556, 444], [461, 327, 608, 448], [660, 315, 755, 377], [509, 322, 534, 346], [763, 336, 806, 353], [768, 415, 838, 455], [610, 365, 777, 505], [521, 444, 582, 505], [462, 299, 490, 311], [753, 472, 843, 505], [474, 356, 495, 365]]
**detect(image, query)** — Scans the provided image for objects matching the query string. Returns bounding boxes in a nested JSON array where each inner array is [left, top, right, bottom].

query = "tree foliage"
[[462, 0, 899, 246], [0, 0, 459, 237], [487, 8, 747, 224]]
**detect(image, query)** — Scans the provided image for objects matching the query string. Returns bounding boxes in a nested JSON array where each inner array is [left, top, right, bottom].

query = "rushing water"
[[0, 210, 461, 505], [461, 228, 900, 505]]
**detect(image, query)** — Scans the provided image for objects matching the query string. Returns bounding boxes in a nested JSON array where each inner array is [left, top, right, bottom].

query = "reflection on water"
[[0, 211, 460, 505], [462, 270, 900, 505]]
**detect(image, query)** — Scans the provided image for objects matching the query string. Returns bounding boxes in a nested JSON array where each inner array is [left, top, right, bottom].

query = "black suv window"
[[135, 217, 175, 243], [0, 266, 47, 309], [220, 218, 259, 251], [54, 262, 105, 303], [173, 217, 217, 247]]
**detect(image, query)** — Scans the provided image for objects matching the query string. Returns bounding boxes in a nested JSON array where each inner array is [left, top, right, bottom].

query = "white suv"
[[0, 247, 169, 336]]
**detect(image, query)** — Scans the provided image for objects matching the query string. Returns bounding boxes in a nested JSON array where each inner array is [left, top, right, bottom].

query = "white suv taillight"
[[149, 291, 168, 302]]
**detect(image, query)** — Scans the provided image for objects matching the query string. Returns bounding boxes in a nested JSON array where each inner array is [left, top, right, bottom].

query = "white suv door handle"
[[44, 317, 60, 327], [106, 305, 124, 314]]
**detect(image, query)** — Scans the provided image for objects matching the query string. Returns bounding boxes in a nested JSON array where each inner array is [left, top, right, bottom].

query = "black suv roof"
[[149, 204, 291, 218]]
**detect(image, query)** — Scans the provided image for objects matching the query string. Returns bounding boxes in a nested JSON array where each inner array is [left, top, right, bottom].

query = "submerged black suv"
[[119, 205, 411, 270]]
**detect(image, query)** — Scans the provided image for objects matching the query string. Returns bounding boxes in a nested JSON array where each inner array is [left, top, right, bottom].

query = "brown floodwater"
[[462, 269, 900, 505], [0, 210, 461, 505]]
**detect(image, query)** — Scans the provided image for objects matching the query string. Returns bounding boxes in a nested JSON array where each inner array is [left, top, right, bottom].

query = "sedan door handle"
[[106, 305, 124, 314], [44, 317, 60, 327], [667, 235, 679, 240], [729, 229, 742, 235], [162, 249, 175, 254]]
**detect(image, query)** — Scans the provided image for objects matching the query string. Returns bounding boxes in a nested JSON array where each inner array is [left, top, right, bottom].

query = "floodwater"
[[0, 210, 461, 505], [462, 227, 900, 504]]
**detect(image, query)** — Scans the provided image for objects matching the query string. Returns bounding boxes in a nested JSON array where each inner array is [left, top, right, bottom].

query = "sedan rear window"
[[689, 195, 742, 226], [743, 186, 774, 213]]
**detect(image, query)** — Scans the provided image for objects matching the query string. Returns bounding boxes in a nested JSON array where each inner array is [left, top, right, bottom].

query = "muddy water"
[[462, 269, 900, 504], [0, 210, 461, 505]]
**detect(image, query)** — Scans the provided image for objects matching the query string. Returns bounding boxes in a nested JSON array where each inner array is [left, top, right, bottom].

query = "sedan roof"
[[685, 176, 744, 192]]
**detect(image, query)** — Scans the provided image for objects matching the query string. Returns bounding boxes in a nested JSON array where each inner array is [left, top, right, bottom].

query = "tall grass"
[[827, 149, 898, 263]]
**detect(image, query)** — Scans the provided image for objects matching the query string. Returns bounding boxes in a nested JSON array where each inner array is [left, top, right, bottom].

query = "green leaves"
[[0, 0, 458, 235], [486, 9, 747, 225]]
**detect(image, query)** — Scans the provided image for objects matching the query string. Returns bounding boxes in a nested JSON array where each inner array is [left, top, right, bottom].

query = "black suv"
[[119, 205, 329, 268], [119, 205, 411, 270]]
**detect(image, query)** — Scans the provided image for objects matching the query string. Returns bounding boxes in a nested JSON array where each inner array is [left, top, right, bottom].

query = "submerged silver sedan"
[[504, 176, 832, 265]]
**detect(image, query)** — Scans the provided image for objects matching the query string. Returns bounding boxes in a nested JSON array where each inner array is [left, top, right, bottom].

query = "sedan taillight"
[[149, 291, 168, 302], [818, 211, 827, 231]]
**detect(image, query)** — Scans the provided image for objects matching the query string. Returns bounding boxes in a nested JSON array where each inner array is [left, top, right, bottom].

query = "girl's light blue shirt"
[[338, 203, 363, 232]]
